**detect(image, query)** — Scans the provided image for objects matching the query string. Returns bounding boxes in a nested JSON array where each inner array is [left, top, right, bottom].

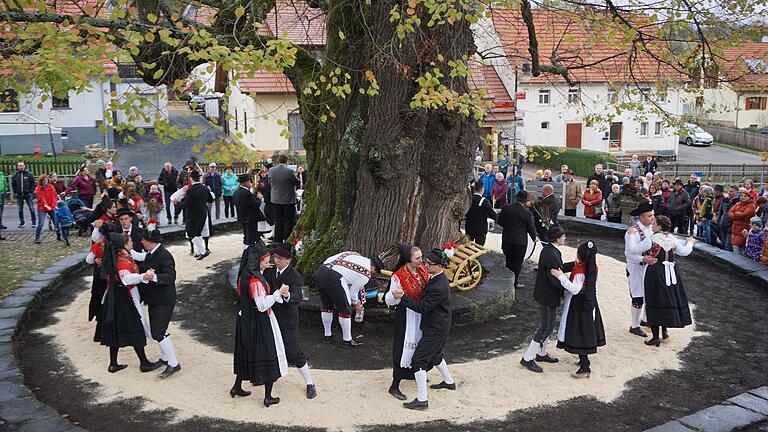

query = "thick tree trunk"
[[294, 0, 478, 274]]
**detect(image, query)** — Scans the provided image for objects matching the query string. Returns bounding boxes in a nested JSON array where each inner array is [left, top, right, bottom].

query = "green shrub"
[[527, 146, 616, 177]]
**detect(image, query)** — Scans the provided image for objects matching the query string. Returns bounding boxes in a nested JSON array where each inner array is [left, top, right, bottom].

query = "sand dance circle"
[[37, 233, 705, 431]]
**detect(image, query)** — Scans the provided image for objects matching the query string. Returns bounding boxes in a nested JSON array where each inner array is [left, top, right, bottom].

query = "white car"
[[679, 123, 714, 146]]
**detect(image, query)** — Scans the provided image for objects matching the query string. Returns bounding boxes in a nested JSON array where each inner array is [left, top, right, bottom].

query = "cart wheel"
[[453, 257, 483, 291]]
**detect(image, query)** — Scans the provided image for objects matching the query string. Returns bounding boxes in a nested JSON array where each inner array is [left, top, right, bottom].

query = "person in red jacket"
[[581, 180, 603, 220], [34, 175, 61, 244], [728, 188, 757, 255]]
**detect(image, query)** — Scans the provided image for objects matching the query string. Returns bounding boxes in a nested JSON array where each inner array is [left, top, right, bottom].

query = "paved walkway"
[[677, 142, 765, 165]]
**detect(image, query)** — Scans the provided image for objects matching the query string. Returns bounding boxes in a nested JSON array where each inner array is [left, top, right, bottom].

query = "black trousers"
[[316, 265, 352, 314], [273, 203, 297, 243], [467, 232, 487, 246], [564, 209, 577, 217], [223, 196, 235, 218], [533, 304, 558, 343], [241, 223, 259, 246], [671, 215, 687, 235], [501, 241, 527, 287], [148, 303, 174, 342], [163, 190, 175, 220], [280, 324, 307, 368]]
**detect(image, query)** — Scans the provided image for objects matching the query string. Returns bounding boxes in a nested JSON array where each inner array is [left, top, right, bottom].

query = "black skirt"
[[561, 294, 606, 355], [391, 304, 415, 381], [233, 314, 282, 386], [644, 260, 692, 328], [94, 286, 146, 348], [88, 266, 106, 323]]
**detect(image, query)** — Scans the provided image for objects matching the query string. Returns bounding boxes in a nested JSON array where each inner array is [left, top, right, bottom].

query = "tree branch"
[[519, 0, 575, 86], [0, 10, 167, 32]]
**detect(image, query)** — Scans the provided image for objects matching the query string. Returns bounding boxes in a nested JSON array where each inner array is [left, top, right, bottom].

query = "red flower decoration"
[[442, 241, 457, 250], [148, 218, 158, 225]]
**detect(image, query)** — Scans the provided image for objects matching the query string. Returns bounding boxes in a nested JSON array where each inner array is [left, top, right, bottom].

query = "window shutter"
[[746, 97, 750, 110], [761, 97, 766, 110]]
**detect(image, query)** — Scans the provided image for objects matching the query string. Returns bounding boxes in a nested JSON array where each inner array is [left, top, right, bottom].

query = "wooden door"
[[566, 123, 582, 148], [609, 122, 623, 151]]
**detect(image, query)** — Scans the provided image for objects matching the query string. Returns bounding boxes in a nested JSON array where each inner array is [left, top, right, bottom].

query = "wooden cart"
[[380, 242, 489, 292]]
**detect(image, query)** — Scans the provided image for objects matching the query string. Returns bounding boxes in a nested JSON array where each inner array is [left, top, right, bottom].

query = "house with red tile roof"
[[698, 41, 768, 129], [486, 7, 686, 156]]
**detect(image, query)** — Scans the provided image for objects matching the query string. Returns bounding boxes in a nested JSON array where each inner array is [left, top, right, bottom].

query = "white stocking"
[[435, 359, 454, 385], [630, 306, 642, 328], [523, 340, 539, 361], [415, 369, 428, 402], [298, 364, 314, 385], [321, 312, 333, 337], [339, 316, 352, 342], [159, 337, 179, 367], [191, 236, 206, 255]]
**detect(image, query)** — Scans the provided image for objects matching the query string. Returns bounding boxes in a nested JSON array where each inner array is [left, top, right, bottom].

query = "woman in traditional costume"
[[552, 241, 605, 378], [94, 232, 159, 373], [384, 244, 429, 400], [231, 245, 289, 406]]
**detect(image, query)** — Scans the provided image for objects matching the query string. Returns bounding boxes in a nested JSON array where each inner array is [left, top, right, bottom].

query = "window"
[[234, 110, 238, 130], [61, 130, 68, 139], [288, 111, 305, 150], [567, 88, 580, 104], [745, 96, 767, 110], [182, 4, 198, 20], [655, 91, 667, 103], [541, 121, 550, 129], [640, 122, 648, 136], [750, 124, 758, 128], [52, 95, 70, 109], [654, 121, 662, 136], [243, 112, 248, 131], [0, 89, 18, 112], [640, 88, 651, 102], [538, 90, 550, 105], [607, 90, 617, 104]]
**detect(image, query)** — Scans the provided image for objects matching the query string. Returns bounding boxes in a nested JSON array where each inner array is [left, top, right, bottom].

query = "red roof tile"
[[469, 61, 515, 121], [491, 8, 681, 84], [718, 43, 768, 92], [262, 0, 325, 46], [238, 70, 295, 94]]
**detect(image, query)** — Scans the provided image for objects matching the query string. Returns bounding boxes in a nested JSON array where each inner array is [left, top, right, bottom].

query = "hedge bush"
[[527, 146, 616, 177]]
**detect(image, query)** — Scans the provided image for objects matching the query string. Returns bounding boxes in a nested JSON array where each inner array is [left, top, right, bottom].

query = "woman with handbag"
[[582, 180, 603, 220]]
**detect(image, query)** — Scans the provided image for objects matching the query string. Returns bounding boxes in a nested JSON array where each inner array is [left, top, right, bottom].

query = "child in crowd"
[[55, 200, 74, 246], [147, 184, 164, 223], [743, 217, 766, 262]]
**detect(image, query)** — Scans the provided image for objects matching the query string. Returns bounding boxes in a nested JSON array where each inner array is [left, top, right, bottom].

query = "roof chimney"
[[762, 35, 768, 43]]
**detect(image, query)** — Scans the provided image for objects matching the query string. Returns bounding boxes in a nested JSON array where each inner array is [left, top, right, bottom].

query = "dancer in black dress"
[[640, 215, 696, 346], [94, 232, 160, 374], [552, 241, 605, 378], [231, 245, 290, 406]]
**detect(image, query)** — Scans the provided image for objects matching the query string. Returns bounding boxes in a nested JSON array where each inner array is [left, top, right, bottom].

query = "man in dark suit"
[[137, 226, 180, 378], [268, 153, 300, 243], [496, 191, 537, 289], [393, 248, 455, 411], [520, 225, 574, 373], [157, 162, 178, 224], [116, 208, 144, 252], [642, 155, 658, 175], [464, 181, 497, 246], [264, 243, 316, 399], [232, 173, 266, 247], [532, 184, 561, 238], [179, 171, 214, 260]]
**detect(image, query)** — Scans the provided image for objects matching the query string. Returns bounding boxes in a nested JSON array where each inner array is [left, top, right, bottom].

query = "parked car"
[[188, 94, 206, 112], [679, 123, 714, 146]]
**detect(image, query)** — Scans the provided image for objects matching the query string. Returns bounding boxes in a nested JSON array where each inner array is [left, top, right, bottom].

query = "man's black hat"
[[515, 190, 529, 202], [238, 173, 252, 183], [190, 170, 201, 180], [544, 224, 566, 243], [630, 201, 654, 217], [370, 254, 385, 272], [142, 228, 163, 243], [273, 242, 292, 259], [116, 208, 135, 219], [425, 248, 449, 268]]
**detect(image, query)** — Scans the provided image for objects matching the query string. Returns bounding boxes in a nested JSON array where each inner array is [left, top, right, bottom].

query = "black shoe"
[[0, 224, 7, 229], [159, 364, 181, 379], [65, 239, 69, 246], [0, 236, 5, 241], [640, 320, 648, 327], [571, 367, 591, 379], [644, 338, 661, 347], [535, 354, 559, 364], [388, 386, 407, 400], [306, 384, 317, 399], [403, 398, 428, 410], [341, 338, 363, 347], [430, 381, 456, 390], [140, 362, 162, 373], [662, 329, 669, 340], [264, 396, 280, 407], [196, 251, 211, 260], [154, 358, 169, 366], [629, 327, 647, 338], [520, 358, 543, 373], [230, 387, 251, 398], [323, 335, 332, 343], [108, 364, 128, 373]]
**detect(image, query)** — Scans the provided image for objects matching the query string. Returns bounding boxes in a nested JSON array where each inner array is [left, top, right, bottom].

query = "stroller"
[[66, 197, 92, 237]]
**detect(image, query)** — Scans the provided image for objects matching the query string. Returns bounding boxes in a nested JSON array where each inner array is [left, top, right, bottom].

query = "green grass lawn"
[[0, 236, 90, 299]]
